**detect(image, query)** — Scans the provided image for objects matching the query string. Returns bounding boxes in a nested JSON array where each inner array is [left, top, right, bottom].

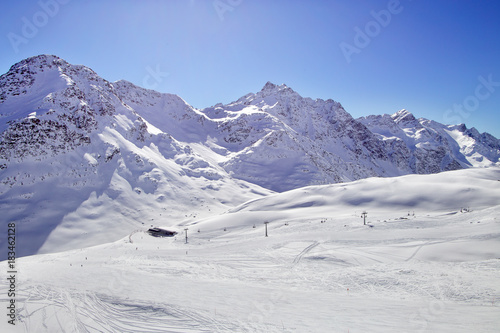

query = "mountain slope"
[[0, 55, 272, 259], [358, 109, 500, 172], [198, 83, 499, 191], [1, 55, 499, 258], [5, 167, 500, 332]]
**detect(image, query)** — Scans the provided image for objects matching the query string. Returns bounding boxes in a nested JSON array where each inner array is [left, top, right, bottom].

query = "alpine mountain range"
[[1, 54, 499, 257]]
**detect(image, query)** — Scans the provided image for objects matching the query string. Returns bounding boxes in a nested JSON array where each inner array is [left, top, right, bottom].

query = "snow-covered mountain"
[[205, 84, 499, 190], [1, 55, 499, 258], [0, 55, 272, 258], [358, 110, 500, 172], [4, 167, 500, 332]]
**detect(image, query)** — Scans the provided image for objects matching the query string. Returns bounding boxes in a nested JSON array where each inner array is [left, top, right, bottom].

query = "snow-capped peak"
[[1, 55, 499, 333], [391, 109, 417, 124], [255, 81, 298, 100], [260, 81, 289, 92], [8, 54, 65, 70], [1, 55, 499, 258], [261, 81, 279, 91]]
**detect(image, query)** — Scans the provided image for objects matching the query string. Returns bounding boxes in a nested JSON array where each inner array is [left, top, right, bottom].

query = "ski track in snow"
[[10, 285, 244, 333], [1, 168, 500, 332], [1, 55, 500, 333], [292, 241, 320, 266]]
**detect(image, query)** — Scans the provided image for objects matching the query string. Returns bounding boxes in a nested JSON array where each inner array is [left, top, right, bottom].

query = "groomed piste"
[[2, 167, 499, 332]]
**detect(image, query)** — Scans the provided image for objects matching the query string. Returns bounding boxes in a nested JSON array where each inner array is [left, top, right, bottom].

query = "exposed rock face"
[[0, 55, 499, 257], [0, 55, 270, 257], [2, 56, 499, 192]]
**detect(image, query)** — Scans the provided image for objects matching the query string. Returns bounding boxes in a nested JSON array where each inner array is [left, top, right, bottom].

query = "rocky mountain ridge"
[[0, 54, 499, 257]]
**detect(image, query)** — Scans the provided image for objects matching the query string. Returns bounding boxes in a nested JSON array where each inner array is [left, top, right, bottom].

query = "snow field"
[[2, 167, 499, 332], [2, 55, 500, 332]]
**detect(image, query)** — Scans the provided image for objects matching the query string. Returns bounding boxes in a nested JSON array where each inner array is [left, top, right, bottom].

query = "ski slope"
[[2, 55, 500, 263], [1, 167, 500, 332]]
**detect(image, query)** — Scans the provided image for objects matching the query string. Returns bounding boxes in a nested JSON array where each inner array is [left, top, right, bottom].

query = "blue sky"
[[1, 0, 499, 137]]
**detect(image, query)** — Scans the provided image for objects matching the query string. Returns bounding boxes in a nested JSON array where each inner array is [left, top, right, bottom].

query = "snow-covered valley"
[[1, 55, 500, 332], [1, 167, 499, 332], [1, 55, 499, 259]]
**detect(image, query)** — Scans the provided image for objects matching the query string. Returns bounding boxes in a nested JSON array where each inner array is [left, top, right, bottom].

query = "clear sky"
[[1, 0, 499, 137]]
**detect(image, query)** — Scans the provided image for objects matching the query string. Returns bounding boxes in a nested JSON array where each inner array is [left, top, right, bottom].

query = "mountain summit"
[[1, 55, 499, 257]]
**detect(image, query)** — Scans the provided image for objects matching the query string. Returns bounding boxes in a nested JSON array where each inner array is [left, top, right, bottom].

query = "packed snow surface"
[[1, 167, 499, 332], [1, 55, 500, 262], [1, 56, 499, 331]]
